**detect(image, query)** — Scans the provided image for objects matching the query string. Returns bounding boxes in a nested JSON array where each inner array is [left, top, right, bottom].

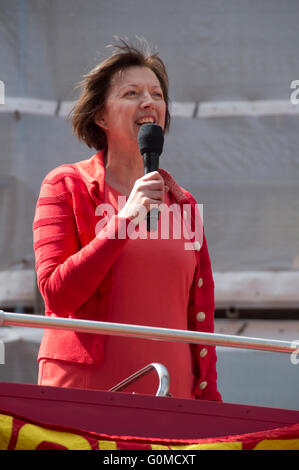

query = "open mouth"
[[135, 117, 156, 126]]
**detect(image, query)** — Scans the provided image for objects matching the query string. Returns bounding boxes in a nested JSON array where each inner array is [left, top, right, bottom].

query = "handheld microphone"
[[137, 123, 164, 232]]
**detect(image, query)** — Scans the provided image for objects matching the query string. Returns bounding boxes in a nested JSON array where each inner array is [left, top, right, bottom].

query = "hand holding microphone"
[[138, 123, 164, 231], [118, 124, 166, 231]]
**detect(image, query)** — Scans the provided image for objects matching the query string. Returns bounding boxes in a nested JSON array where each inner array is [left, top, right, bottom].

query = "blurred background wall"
[[0, 0, 299, 409]]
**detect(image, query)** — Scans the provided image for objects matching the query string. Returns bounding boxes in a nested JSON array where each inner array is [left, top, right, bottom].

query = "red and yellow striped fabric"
[[1, 410, 299, 450]]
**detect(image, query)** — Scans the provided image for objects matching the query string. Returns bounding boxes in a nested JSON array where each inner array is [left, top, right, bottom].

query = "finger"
[[138, 181, 165, 194], [148, 190, 164, 201], [142, 171, 163, 181]]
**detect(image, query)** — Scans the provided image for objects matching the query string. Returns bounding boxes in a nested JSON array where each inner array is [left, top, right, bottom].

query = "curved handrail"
[[109, 362, 170, 396], [0, 310, 297, 354]]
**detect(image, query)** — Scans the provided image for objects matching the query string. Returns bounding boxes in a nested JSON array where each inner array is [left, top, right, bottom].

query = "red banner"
[[1, 410, 299, 450]]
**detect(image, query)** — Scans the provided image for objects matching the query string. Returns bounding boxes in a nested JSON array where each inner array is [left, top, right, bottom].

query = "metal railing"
[[109, 362, 170, 396], [0, 310, 297, 355]]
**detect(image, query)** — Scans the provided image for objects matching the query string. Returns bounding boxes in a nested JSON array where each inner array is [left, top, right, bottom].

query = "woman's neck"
[[104, 146, 144, 195]]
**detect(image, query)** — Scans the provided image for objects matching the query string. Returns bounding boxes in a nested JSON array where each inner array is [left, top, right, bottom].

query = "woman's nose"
[[140, 91, 155, 109]]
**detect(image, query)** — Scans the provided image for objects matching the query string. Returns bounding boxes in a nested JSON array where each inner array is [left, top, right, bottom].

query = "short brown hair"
[[71, 38, 171, 150]]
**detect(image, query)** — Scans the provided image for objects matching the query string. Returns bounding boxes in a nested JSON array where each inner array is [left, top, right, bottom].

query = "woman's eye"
[[125, 90, 137, 96]]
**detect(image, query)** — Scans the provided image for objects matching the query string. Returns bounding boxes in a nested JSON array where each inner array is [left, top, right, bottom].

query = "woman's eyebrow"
[[119, 83, 162, 90]]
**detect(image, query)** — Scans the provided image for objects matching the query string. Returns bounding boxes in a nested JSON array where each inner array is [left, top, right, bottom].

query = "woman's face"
[[97, 66, 166, 151]]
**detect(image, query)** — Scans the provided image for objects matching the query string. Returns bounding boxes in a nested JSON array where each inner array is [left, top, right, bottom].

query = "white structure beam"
[[198, 100, 299, 118], [0, 97, 56, 116], [1, 97, 298, 118]]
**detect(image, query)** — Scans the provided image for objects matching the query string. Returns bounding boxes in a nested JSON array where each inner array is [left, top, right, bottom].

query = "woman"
[[33, 39, 221, 401]]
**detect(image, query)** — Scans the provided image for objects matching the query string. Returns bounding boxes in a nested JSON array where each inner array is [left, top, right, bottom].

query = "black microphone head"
[[137, 123, 164, 156]]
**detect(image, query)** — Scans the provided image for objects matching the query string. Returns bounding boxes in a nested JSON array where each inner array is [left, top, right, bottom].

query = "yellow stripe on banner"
[[2, 411, 299, 451], [253, 439, 299, 450], [15, 423, 92, 450], [170, 442, 243, 450], [0, 414, 13, 450], [98, 440, 118, 450], [151, 444, 171, 450]]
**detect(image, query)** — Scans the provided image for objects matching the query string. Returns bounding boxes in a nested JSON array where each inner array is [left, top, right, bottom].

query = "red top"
[[97, 182, 196, 398], [33, 150, 222, 401]]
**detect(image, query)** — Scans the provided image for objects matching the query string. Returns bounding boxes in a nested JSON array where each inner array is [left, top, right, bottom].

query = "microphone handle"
[[143, 152, 160, 232]]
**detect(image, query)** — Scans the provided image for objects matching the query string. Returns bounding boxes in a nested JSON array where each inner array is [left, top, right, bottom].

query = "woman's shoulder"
[[43, 163, 80, 185], [42, 152, 103, 188], [38, 162, 88, 200]]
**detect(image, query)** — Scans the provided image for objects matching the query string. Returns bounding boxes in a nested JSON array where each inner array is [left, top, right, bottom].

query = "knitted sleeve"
[[33, 170, 130, 316]]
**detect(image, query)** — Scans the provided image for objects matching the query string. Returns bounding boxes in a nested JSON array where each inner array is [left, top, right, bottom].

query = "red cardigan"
[[33, 151, 222, 401]]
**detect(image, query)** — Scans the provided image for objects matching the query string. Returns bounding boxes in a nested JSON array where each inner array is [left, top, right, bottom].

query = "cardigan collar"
[[74, 150, 202, 254], [74, 150, 191, 206]]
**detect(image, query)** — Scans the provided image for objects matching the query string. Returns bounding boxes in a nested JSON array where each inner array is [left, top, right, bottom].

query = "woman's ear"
[[94, 110, 108, 129], [95, 117, 107, 129]]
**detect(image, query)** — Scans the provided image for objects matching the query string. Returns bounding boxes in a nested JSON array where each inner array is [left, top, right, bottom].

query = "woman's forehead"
[[110, 66, 161, 89]]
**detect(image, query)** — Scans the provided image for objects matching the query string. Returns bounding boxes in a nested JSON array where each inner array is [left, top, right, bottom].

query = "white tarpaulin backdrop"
[[1, 0, 299, 308]]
